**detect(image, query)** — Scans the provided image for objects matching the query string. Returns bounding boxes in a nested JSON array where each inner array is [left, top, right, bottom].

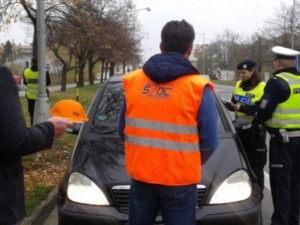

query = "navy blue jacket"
[[0, 66, 54, 224], [118, 52, 219, 163]]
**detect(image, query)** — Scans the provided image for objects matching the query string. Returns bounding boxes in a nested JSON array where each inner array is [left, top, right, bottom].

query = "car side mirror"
[[66, 123, 82, 135], [233, 118, 251, 132]]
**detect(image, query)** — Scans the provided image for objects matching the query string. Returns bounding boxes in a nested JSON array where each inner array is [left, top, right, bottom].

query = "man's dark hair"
[[161, 20, 195, 54]]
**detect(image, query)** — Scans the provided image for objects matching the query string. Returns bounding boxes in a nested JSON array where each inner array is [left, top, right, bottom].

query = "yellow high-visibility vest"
[[266, 72, 300, 129], [24, 68, 39, 100], [233, 81, 265, 121]]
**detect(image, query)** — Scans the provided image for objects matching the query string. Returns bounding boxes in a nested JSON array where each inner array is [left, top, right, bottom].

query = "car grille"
[[112, 184, 207, 213]]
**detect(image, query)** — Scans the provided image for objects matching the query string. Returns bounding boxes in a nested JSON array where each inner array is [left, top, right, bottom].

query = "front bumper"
[[58, 198, 261, 225]]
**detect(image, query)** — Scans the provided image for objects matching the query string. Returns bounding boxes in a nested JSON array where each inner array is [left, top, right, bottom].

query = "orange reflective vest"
[[123, 69, 214, 186]]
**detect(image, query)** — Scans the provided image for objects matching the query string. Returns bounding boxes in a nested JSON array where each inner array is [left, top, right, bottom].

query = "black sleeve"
[[254, 77, 290, 123], [239, 104, 258, 116], [231, 94, 236, 103], [0, 66, 54, 158]]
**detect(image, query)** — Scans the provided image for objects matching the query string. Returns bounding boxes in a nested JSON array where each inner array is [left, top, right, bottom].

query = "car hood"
[[70, 137, 130, 186], [70, 134, 245, 196]]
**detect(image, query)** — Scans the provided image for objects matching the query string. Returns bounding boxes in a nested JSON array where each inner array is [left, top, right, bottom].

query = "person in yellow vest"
[[226, 59, 267, 199], [118, 20, 219, 225], [23, 58, 51, 126], [252, 46, 300, 225]]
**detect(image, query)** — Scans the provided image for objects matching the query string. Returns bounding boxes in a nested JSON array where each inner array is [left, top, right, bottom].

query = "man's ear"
[[160, 43, 164, 53], [185, 45, 193, 58]]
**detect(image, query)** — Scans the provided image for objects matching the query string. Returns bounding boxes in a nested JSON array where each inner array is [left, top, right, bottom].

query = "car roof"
[[107, 74, 123, 83]]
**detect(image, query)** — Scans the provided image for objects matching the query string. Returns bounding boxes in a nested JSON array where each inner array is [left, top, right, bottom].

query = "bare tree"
[[0, 0, 65, 57], [264, 1, 300, 49]]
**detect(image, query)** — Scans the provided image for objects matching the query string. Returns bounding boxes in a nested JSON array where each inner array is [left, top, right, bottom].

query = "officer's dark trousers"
[[238, 128, 267, 197], [27, 99, 35, 126], [269, 136, 300, 225]]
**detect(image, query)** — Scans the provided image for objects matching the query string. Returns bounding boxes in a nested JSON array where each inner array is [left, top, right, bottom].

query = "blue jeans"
[[129, 179, 197, 225]]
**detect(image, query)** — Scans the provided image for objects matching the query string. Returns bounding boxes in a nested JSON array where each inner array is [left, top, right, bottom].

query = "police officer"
[[227, 59, 267, 199], [253, 46, 300, 225], [23, 58, 51, 126]]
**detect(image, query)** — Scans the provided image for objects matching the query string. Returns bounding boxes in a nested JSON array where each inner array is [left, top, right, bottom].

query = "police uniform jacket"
[[0, 66, 54, 224], [254, 67, 300, 132], [231, 80, 265, 121]]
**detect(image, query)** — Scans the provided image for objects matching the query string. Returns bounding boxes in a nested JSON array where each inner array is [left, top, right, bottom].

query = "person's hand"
[[47, 116, 73, 137], [230, 104, 240, 111], [225, 102, 236, 111]]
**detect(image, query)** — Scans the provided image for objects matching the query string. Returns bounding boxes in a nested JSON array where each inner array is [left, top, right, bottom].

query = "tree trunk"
[[88, 57, 94, 85], [60, 66, 68, 92], [101, 59, 105, 84], [105, 61, 109, 80], [78, 63, 85, 87], [123, 62, 126, 74], [110, 61, 115, 76], [32, 20, 38, 58]]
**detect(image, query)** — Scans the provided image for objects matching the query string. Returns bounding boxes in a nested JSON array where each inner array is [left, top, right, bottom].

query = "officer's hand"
[[225, 102, 237, 111], [230, 104, 240, 111], [48, 117, 73, 137]]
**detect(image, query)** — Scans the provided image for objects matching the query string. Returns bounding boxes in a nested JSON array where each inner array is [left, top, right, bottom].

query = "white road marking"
[[264, 171, 271, 190]]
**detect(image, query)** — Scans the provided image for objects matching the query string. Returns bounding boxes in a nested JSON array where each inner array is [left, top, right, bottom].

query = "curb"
[[20, 187, 58, 225]]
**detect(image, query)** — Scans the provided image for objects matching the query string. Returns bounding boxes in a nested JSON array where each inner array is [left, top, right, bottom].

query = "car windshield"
[[91, 80, 225, 134], [91, 81, 124, 134]]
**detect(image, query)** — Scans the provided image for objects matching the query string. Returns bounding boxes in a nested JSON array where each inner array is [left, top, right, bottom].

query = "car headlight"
[[67, 172, 109, 205], [209, 170, 251, 204]]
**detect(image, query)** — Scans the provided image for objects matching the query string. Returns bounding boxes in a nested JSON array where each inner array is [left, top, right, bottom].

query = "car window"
[[217, 111, 225, 133], [91, 81, 226, 135], [91, 82, 124, 134]]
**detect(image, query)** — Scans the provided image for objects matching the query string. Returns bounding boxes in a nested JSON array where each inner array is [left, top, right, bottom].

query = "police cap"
[[272, 46, 300, 60], [237, 59, 256, 70]]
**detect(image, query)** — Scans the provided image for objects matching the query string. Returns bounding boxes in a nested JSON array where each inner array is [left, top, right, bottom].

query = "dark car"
[[57, 75, 262, 225]]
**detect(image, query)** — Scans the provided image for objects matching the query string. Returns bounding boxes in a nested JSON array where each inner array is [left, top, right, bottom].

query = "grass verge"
[[21, 83, 100, 215]]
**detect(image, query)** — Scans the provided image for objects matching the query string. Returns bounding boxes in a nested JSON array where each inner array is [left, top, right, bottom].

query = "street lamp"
[[33, 0, 49, 125], [132, 7, 151, 70], [291, 0, 295, 49], [143, 48, 152, 64], [196, 33, 205, 75], [136, 7, 151, 12]]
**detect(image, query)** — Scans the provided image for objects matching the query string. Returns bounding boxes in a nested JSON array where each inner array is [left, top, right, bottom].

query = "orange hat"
[[49, 99, 89, 123]]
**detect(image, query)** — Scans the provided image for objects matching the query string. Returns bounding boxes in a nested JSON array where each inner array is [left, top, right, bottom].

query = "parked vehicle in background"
[[202, 74, 211, 80], [57, 75, 262, 225]]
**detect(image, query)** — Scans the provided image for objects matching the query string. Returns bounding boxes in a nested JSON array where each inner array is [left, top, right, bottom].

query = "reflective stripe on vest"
[[266, 72, 300, 129], [123, 69, 213, 185], [233, 81, 265, 121], [24, 68, 39, 99], [125, 118, 199, 152]]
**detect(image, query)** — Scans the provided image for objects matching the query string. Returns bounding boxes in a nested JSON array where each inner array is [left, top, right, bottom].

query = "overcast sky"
[[136, 0, 290, 61], [1, 0, 293, 62]]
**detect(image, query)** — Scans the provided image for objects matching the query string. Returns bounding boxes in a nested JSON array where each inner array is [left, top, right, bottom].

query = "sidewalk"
[[19, 188, 58, 225]]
